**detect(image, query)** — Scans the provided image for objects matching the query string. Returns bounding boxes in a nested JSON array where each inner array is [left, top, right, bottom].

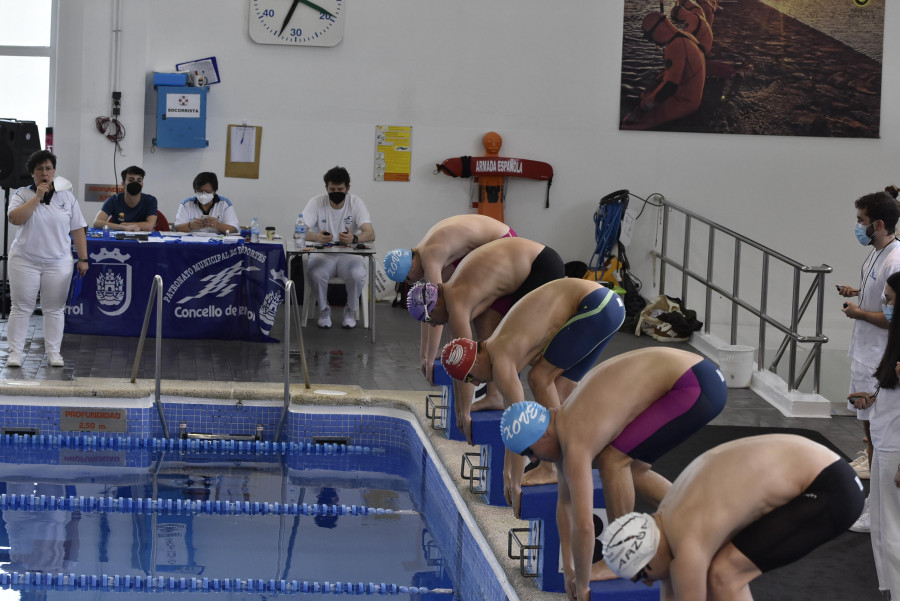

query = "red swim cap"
[[441, 338, 477, 382]]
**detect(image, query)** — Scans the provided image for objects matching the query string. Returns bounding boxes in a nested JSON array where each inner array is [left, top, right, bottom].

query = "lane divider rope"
[[0, 571, 452, 595], [0, 494, 418, 517], [0, 433, 371, 456]]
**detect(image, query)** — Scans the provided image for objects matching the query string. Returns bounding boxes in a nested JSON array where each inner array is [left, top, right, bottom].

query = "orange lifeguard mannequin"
[[477, 132, 505, 222], [435, 132, 554, 224]]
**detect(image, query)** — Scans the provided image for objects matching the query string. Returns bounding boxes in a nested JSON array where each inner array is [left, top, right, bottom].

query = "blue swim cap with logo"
[[383, 249, 413, 282], [500, 401, 550, 455]]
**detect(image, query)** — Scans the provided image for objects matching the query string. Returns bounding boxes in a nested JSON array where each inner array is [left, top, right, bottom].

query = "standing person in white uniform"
[[849, 269, 900, 600], [837, 188, 900, 532], [301, 166, 375, 329], [6, 151, 89, 368], [174, 172, 239, 234]]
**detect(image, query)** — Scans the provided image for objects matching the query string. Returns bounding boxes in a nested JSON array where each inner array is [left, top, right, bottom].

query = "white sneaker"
[[342, 308, 357, 329], [6, 351, 23, 368], [317, 306, 332, 329], [850, 496, 870, 533], [48, 352, 64, 367]]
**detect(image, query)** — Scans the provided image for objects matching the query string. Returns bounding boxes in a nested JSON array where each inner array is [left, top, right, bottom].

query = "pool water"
[[0, 437, 457, 599]]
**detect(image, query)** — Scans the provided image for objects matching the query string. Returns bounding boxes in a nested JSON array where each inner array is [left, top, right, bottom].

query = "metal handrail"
[[655, 198, 832, 393], [130, 275, 168, 438], [274, 280, 310, 442]]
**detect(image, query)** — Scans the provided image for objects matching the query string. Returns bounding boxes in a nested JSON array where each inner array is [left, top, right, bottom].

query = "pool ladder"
[[129, 276, 311, 442]]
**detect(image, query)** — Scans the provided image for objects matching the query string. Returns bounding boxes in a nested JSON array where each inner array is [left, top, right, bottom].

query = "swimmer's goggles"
[[419, 282, 432, 323]]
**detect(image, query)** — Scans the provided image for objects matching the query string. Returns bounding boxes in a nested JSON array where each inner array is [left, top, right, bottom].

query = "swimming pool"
[[0, 398, 518, 600]]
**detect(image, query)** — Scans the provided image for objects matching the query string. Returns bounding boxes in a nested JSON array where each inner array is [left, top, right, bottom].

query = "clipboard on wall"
[[225, 124, 262, 179]]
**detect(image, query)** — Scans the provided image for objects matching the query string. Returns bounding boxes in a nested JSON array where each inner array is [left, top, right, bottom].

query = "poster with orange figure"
[[620, 0, 884, 137]]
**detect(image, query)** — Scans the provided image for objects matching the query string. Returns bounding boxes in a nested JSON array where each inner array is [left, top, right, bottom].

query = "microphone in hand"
[[40, 183, 55, 204]]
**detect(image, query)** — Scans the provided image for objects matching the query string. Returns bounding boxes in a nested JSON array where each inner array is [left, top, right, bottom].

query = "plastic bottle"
[[293, 214, 307, 250], [103, 224, 110, 238], [250, 218, 260, 243]]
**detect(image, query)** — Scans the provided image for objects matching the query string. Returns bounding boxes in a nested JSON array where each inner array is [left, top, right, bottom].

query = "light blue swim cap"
[[383, 249, 413, 282], [500, 401, 549, 455]]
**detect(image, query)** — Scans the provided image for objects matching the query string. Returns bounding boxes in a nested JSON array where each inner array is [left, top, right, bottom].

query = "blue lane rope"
[[0, 493, 417, 518], [0, 571, 453, 595], [0, 433, 371, 456]]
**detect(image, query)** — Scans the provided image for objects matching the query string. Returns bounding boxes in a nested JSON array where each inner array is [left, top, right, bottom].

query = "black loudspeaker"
[[0, 119, 41, 189]]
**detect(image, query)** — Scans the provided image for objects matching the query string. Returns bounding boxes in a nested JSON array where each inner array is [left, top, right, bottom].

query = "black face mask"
[[126, 182, 142, 196], [328, 191, 346, 203]]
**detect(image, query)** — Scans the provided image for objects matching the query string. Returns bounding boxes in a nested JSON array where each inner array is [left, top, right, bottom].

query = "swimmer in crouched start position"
[[601, 434, 864, 601], [500, 347, 727, 597], [439, 278, 625, 517]]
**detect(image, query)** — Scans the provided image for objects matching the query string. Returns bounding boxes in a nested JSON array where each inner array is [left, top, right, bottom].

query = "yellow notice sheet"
[[374, 125, 411, 182]]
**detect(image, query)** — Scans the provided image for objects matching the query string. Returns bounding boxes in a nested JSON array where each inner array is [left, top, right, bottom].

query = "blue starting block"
[[509, 473, 659, 600], [424, 360, 466, 441], [460, 410, 506, 506]]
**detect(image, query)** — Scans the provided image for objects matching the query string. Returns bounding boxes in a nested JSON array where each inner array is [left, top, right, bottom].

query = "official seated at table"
[[91, 165, 158, 232], [174, 172, 239, 234], [302, 166, 376, 329]]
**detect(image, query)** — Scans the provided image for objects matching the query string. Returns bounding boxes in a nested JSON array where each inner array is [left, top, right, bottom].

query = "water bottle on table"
[[294, 213, 307, 250], [250, 217, 260, 243]]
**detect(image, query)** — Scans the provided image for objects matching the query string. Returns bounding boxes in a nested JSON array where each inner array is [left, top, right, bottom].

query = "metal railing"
[[130, 276, 310, 442], [130, 275, 169, 438], [275, 280, 310, 442], [655, 198, 832, 393]]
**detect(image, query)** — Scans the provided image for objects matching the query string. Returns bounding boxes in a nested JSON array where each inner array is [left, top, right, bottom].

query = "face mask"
[[196, 192, 214, 204], [328, 191, 347, 203], [884, 304, 894, 322], [126, 182, 142, 196], [855, 222, 872, 246]]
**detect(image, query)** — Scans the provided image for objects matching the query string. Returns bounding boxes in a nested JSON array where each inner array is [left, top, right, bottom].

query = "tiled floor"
[[0, 301, 869, 459]]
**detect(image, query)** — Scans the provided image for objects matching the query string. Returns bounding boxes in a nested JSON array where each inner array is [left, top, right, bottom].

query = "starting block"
[[424, 360, 466, 441], [460, 410, 506, 506], [508, 473, 659, 599]]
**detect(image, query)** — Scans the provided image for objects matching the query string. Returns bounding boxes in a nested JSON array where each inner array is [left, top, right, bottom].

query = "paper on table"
[[181, 234, 221, 243]]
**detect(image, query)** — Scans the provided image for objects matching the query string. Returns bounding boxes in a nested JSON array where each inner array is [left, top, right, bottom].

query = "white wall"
[[49, 0, 900, 363]]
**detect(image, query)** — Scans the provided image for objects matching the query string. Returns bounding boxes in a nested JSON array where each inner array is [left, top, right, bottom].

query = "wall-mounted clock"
[[249, 0, 344, 47]]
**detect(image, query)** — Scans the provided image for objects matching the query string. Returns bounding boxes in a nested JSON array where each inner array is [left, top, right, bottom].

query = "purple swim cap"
[[407, 282, 439, 322]]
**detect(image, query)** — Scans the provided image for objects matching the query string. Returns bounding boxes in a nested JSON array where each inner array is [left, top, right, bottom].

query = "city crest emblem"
[[91, 247, 132, 316]]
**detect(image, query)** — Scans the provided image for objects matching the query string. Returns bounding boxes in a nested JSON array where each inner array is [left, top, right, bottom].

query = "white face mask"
[[196, 192, 214, 204]]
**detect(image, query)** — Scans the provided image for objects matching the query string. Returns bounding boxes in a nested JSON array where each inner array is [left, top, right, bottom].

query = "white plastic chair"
[[301, 276, 369, 328]]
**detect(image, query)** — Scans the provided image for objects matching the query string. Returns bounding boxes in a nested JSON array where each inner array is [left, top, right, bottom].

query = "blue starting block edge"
[[467, 410, 506, 506], [590, 579, 660, 600], [430, 360, 466, 442], [517, 472, 607, 593]]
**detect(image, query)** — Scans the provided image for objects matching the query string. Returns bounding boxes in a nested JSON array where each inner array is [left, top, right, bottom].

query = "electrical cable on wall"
[[95, 116, 125, 191]]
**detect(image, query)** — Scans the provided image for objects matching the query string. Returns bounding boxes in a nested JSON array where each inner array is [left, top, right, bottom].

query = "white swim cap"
[[500, 401, 549, 455], [600, 512, 660, 581]]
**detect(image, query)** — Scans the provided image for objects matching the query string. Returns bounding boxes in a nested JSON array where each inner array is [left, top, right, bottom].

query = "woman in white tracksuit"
[[6, 150, 89, 368], [851, 268, 900, 599]]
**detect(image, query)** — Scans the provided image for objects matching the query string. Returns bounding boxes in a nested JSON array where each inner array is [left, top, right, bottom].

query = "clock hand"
[[297, 0, 335, 19], [279, 0, 302, 35]]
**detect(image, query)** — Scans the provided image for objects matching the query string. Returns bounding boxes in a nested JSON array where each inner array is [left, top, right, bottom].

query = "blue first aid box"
[[153, 72, 188, 86]]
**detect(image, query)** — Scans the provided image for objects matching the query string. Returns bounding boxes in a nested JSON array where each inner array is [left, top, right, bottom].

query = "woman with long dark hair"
[[850, 269, 900, 599]]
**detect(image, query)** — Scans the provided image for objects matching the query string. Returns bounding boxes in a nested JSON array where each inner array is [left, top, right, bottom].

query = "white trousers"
[[7, 254, 73, 354], [306, 254, 366, 314], [871, 448, 900, 598]]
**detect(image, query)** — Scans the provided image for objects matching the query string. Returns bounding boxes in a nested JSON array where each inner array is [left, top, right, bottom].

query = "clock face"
[[249, 0, 344, 47]]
